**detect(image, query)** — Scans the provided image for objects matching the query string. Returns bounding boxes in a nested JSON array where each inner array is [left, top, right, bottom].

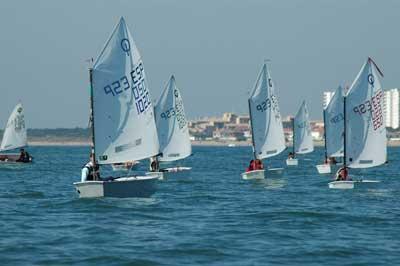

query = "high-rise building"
[[383, 88, 400, 129], [323, 88, 399, 129], [322, 91, 335, 108]]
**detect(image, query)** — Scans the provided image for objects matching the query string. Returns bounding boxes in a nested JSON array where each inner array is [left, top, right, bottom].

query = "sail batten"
[[91, 17, 159, 165], [345, 58, 386, 168], [294, 101, 314, 154], [325, 86, 344, 157], [0, 103, 27, 152], [155, 76, 191, 162], [248, 64, 285, 159]]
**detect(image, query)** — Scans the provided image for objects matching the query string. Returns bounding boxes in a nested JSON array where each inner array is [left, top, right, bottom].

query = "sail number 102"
[[102, 62, 151, 115]]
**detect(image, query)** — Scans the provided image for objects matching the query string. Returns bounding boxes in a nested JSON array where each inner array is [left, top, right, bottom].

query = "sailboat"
[[241, 63, 286, 180], [329, 57, 386, 189], [286, 101, 314, 166], [316, 86, 344, 174], [0, 103, 32, 164], [148, 75, 192, 180], [73, 17, 161, 198]]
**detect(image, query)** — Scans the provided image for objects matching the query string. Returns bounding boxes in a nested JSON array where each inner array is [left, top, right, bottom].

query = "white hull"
[[268, 167, 284, 175], [146, 166, 191, 180], [286, 158, 298, 166], [328, 180, 380, 189], [316, 164, 331, 174], [0, 153, 32, 164], [241, 169, 265, 180], [73, 175, 159, 198], [0, 161, 31, 165], [0, 160, 32, 168], [111, 161, 140, 171]]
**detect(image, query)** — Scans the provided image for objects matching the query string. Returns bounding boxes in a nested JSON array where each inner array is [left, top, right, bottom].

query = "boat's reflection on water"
[[99, 197, 160, 208], [251, 178, 287, 189]]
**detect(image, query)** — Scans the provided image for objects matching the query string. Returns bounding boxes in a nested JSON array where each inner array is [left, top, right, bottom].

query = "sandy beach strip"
[[27, 139, 400, 147]]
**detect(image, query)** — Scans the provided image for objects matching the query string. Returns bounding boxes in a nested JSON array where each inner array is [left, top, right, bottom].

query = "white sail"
[[249, 63, 285, 159], [155, 75, 191, 162], [345, 58, 386, 168], [294, 101, 314, 154], [92, 17, 159, 165], [325, 86, 344, 157], [0, 103, 27, 152]]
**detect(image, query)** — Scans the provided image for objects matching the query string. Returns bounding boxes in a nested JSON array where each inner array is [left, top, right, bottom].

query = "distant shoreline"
[[28, 141, 90, 147], [28, 140, 400, 147]]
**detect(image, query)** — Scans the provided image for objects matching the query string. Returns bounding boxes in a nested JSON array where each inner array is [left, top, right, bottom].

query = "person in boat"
[[246, 159, 255, 172], [125, 161, 133, 169], [81, 154, 99, 182], [246, 159, 264, 172], [16, 148, 31, 163], [328, 157, 337, 165], [254, 159, 264, 170], [324, 157, 336, 165], [150, 156, 160, 172], [288, 152, 294, 159], [335, 166, 349, 181]]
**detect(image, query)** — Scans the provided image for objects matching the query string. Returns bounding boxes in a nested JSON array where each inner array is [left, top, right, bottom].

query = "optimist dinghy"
[[241, 62, 286, 179], [0, 103, 32, 165], [328, 57, 386, 189], [146, 76, 192, 180], [329, 179, 380, 189], [316, 86, 344, 174], [287, 101, 314, 166], [73, 17, 161, 198]]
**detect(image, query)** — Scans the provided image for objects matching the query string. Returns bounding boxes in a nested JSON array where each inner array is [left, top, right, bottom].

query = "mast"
[[292, 117, 295, 157], [89, 68, 98, 180], [343, 94, 347, 168], [248, 99, 256, 159], [323, 109, 327, 162]]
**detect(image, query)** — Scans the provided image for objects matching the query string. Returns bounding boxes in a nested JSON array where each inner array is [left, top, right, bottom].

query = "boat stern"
[[286, 158, 298, 166], [241, 169, 265, 180]]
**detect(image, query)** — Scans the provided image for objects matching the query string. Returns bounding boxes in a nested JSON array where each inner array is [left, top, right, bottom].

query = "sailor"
[[16, 148, 31, 163], [288, 152, 294, 159], [335, 166, 348, 181], [150, 156, 159, 172], [246, 159, 255, 172], [254, 159, 264, 170], [81, 155, 99, 182], [125, 161, 133, 169], [329, 157, 337, 165]]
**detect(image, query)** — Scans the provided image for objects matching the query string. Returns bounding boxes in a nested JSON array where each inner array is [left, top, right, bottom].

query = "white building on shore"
[[322, 91, 335, 108], [383, 88, 400, 129]]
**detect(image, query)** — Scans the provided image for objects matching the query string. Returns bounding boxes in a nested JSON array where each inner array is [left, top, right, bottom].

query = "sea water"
[[0, 146, 399, 265]]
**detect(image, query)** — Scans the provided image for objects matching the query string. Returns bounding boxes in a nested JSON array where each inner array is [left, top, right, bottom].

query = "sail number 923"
[[160, 100, 187, 129], [103, 62, 151, 115], [256, 95, 279, 113], [352, 90, 384, 130]]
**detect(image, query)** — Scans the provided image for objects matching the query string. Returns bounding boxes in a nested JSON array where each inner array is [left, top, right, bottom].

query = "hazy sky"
[[1, 0, 399, 128]]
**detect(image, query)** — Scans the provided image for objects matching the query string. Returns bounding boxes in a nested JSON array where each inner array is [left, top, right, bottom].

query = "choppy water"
[[0, 146, 399, 265]]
